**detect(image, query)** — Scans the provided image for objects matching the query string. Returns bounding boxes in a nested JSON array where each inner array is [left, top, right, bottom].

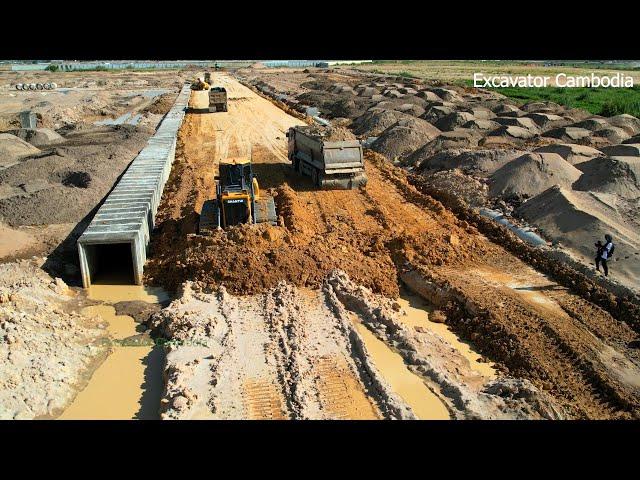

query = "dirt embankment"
[[0, 259, 107, 419], [151, 270, 563, 419]]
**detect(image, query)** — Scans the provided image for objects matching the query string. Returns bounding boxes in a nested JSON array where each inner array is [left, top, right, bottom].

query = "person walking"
[[595, 234, 615, 277]]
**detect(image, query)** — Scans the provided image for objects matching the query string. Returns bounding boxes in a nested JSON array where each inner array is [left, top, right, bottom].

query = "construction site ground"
[[1, 68, 639, 420], [145, 74, 640, 419]]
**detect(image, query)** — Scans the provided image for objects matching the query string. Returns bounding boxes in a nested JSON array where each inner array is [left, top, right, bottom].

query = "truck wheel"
[[311, 168, 319, 186], [293, 158, 300, 172]]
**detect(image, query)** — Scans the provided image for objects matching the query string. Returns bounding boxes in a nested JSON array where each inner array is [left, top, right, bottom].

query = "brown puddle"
[[397, 289, 497, 380], [58, 280, 169, 420], [350, 315, 451, 420]]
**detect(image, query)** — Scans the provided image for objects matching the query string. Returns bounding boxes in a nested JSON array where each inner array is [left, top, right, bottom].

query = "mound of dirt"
[[515, 186, 640, 287], [0, 125, 152, 226], [487, 125, 537, 140], [416, 90, 441, 102], [543, 127, 592, 143], [143, 92, 179, 115], [0, 134, 41, 166], [489, 152, 582, 200], [521, 101, 563, 114], [494, 116, 541, 133], [435, 111, 475, 131], [592, 126, 631, 144], [0, 259, 106, 419], [430, 88, 463, 103], [351, 108, 412, 137], [10, 128, 64, 148], [534, 143, 603, 165], [573, 156, 640, 198], [299, 124, 357, 141], [492, 104, 523, 116], [371, 117, 441, 161], [608, 114, 640, 136], [407, 129, 482, 167], [419, 149, 523, 176], [524, 113, 568, 130], [599, 144, 640, 157], [422, 105, 455, 123], [573, 117, 611, 131], [463, 119, 501, 131]]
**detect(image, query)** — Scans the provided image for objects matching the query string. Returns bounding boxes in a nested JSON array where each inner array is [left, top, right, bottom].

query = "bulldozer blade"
[[199, 199, 221, 234], [253, 195, 277, 225]]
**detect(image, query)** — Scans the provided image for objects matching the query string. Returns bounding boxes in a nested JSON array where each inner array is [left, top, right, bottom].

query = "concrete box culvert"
[[77, 84, 189, 287]]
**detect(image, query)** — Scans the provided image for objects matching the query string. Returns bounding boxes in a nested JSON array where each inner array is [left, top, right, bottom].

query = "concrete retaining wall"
[[77, 84, 191, 287]]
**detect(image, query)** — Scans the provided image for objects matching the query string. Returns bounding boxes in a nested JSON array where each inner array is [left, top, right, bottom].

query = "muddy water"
[[397, 290, 497, 379], [58, 282, 169, 420], [350, 315, 451, 420]]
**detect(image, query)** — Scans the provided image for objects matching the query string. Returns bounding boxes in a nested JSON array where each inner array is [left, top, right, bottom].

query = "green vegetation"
[[397, 71, 418, 79], [476, 85, 640, 118], [45, 64, 59, 72]]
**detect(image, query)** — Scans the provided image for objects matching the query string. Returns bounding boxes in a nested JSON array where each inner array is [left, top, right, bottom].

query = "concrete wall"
[[77, 84, 191, 287]]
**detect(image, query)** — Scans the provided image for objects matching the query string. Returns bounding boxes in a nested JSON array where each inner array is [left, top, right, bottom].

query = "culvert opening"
[[87, 242, 136, 285]]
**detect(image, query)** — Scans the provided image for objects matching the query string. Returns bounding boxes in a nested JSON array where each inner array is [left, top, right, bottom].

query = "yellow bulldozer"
[[198, 157, 277, 234], [191, 77, 210, 91]]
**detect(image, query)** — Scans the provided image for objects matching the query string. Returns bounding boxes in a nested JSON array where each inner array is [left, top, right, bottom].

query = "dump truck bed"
[[287, 126, 367, 189]]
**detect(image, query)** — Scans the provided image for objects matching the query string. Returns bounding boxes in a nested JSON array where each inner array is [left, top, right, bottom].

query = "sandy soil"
[[0, 70, 186, 279], [0, 259, 107, 419], [146, 73, 640, 419], [244, 68, 640, 294]]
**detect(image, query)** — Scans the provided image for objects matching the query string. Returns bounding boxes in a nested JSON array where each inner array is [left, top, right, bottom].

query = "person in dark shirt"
[[595, 234, 615, 277]]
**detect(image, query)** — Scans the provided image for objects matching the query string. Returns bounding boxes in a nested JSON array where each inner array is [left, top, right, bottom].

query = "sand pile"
[[143, 92, 178, 115], [534, 143, 603, 165], [351, 108, 412, 137], [573, 156, 640, 198], [300, 124, 357, 141], [463, 119, 500, 131], [11, 128, 64, 148], [592, 126, 631, 144], [422, 105, 455, 123], [489, 152, 582, 200], [0, 259, 106, 419], [0, 125, 151, 226], [0, 134, 41, 167], [543, 126, 592, 143], [573, 117, 611, 131], [371, 117, 441, 161], [435, 111, 475, 131], [608, 114, 640, 136], [515, 186, 640, 288], [407, 129, 482, 167], [419, 149, 522, 175], [524, 113, 568, 130], [494, 116, 541, 133]]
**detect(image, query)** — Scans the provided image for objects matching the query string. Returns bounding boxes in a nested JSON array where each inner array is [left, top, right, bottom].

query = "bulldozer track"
[[315, 356, 380, 420], [242, 380, 289, 420]]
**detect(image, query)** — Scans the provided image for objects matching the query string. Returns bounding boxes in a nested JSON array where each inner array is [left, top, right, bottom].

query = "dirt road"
[[146, 74, 640, 419]]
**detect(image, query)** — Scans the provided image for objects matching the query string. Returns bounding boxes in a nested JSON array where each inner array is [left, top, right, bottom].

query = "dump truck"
[[198, 157, 277, 234], [208, 87, 228, 112], [286, 126, 367, 189]]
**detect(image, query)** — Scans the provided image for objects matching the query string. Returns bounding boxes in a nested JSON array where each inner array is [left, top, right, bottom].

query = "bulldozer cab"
[[216, 158, 255, 226], [218, 158, 253, 192]]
